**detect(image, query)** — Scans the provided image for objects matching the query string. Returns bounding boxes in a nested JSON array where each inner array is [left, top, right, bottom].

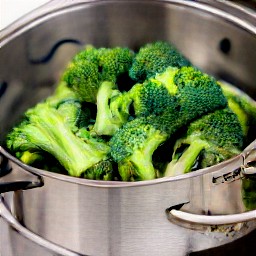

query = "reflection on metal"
[[0, 196, 85, 256]]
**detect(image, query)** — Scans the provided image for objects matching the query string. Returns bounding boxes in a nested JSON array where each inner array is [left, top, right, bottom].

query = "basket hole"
[[219, 38, 231, 54], [0, 81, 8, 98], [29, 38, 82, 64]]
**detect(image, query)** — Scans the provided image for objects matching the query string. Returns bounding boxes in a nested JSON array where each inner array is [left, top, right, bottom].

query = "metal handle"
[[0, 196, 86, 256], [169, 208, 256, 225], [168, 139, 256, 226], [0, 147, 44, 193]]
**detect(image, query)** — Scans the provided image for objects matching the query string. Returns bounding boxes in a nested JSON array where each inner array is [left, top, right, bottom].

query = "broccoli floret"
[[6, 103, 110, 177], [219, 81, 256, 140], [62, 45, 134, 103], [46, 82, 93, 132], [83, 160, 115, 181], [129, 66, 227, 123], [165, 108, 244, 177], [110, 116, 169, 181], [93, 81, 132, 136], [129, 41, 191, 82]]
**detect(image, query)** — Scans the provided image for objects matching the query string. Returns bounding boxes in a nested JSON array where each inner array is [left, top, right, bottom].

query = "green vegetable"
[[219, 81, 256, 141], [93, 81, 132, 136], [6, 103, 110, 177], [129, 41, 191, 82], [62, 45, 134, 103], [83, 160, 115, 181], [6, 41, 255, 182], [165, 108, 244, 177], [110, 65, 228, 180], [110, 116, 169, 181], [130, 66, 227, 122]]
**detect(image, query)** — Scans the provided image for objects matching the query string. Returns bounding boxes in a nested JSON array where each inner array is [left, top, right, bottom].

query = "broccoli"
[[46, 82, 93, 132], [164, 108, 244, 177], [6, 103, 110, 177], [6, 42, 253, 182], [93, 81, 132, 136], [129, 41, 191, 82], [83, 160, 115, 181], [110, 66, 229, 180], [129, 66, 228, 122], [110, 115, 169, 181], [219, 81, 256, 141], [62, 45, 134, 103]]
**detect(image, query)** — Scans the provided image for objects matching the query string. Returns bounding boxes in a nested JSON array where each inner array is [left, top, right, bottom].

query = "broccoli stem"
[[93, 81, 122, 135], [20, 151, 43, 165], [21, 105, 109, 177], [165, 139, 208, 177], [128, 131, 167, 180]]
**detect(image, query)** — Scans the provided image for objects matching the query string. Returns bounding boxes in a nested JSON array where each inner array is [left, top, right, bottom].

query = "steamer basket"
[[0, 1, 256, 255]]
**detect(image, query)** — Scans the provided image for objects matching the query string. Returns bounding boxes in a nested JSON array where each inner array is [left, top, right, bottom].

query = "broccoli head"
[[62, 45, 134, 103], [83, 160, 115, 181], [129, 41, 191, 82], [110, 116, 169, 181], [6, 103, 110, 177], [129, 66, 227, 123], [219, 81, 256, 141], [165, 108, 244, 177]]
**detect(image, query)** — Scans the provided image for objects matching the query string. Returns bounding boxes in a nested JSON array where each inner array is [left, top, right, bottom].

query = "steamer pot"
[[0, 0, 256, 255]]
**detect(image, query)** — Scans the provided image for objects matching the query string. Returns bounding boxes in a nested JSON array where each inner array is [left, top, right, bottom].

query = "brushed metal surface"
[[0, 0, 256, 255]]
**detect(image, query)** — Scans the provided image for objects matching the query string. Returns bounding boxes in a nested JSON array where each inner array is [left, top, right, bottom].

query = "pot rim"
[[0, 146, 244, 187], [0, 0, 255, 45]]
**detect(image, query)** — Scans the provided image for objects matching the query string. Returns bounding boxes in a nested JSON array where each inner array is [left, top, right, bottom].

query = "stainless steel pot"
[[0, 0, 256, 255]]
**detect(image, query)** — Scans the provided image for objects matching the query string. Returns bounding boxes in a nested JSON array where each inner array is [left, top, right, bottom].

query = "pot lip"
[[0, 0, 255, 45], [0, 146, 244, 188]]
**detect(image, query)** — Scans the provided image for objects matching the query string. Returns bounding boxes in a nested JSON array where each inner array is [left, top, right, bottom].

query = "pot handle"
[[168, 208, 256, 226], [0, 196, 86, 256], [0, 147, 44, 193], [168, 140, 256, 226]]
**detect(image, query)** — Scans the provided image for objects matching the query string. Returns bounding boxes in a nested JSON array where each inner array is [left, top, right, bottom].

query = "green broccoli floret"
[[219, 81, 256, 141], [93, 81, 132, 136], [129, 41, 191, 82], [129, 66, 227, 122], [83, 160, 115, 181], [164, 108, 244, 177], [110, 116, 169, 181], [46, 82, 93, 132], [6, 103, 110, 177], [62, 45, 134, 103], [110, 66, 228, 181]]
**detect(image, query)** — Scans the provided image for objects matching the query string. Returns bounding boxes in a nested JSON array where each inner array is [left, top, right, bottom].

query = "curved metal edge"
[[169, 208, 256, 225], [0, 196, 86, 256], [0, 146, 245, 188], [1, 0, 255, 46], [0, 148, 44, 193]]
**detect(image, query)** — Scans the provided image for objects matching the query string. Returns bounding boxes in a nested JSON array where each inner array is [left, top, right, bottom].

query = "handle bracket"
[[0, 148, 44, 193]]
